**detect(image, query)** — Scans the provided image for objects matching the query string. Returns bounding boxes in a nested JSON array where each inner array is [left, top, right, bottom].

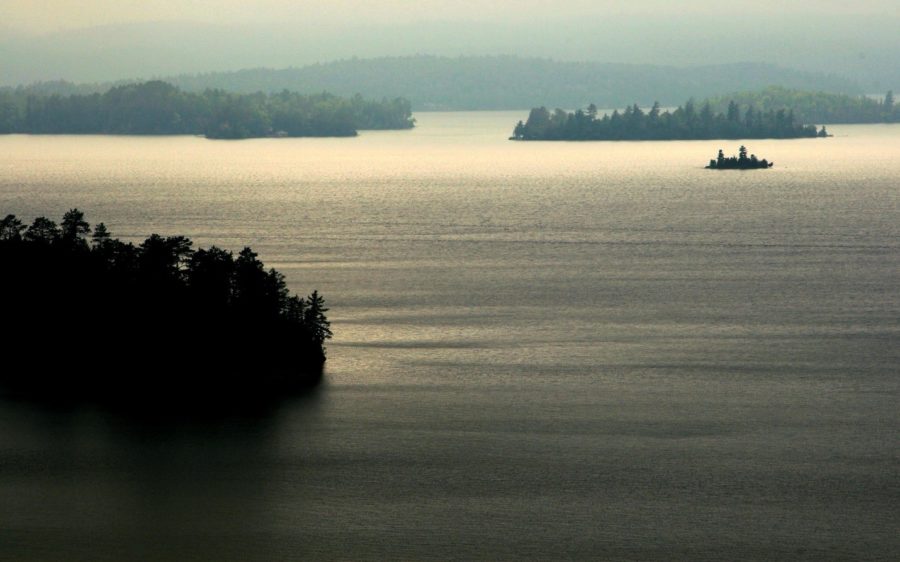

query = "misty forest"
[[510, 99, 830, 141], [0, 80, 415, 138], [705, 87, 897, 125]]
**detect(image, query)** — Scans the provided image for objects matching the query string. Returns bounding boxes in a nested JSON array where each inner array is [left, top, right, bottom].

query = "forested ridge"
[[0, 210, 332, 407], [511, 99, 826, 141], [0, 80, 414, 138], [2, 56, 862, 112], [705, 86, 897, 124], [164, 57, 862, 111]]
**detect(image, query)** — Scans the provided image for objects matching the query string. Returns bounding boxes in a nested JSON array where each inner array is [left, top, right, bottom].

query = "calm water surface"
[[0, 113, 898, 560]]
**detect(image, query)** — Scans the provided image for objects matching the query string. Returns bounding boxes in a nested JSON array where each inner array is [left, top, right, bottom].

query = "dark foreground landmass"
[[0, 210, 331, 412], [511, 99, 827, 141], [0, 80, 414, 138]]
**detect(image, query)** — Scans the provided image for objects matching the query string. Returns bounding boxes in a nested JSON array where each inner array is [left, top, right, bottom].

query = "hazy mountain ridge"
[[165, 57, 864, 110], [2, 14, 897, 90], [4, 56, 863, 112]]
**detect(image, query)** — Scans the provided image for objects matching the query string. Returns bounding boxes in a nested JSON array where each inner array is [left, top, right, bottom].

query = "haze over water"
[[0, 113, 898, 560]]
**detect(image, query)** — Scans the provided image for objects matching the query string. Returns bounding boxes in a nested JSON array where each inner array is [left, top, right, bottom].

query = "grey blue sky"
[[1, 1, 898, 88], [3, 0, 898, 33]]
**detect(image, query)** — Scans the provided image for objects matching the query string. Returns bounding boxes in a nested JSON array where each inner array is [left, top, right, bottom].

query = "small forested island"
[[510, 99, 827, 141], [706, 87, 897, 125], [0, 80, 414, 139], [0, 210, 332, 408], [706, 146, 772, 169]]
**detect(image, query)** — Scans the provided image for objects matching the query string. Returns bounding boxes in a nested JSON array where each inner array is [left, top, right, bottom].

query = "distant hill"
[[4, 56, 863, 113], [2, 15, 897, 91], [159, 56, 861, 111]]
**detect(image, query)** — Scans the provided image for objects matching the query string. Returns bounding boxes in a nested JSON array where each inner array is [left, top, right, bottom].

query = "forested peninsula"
[[0, 80, 414, 138], [0, 210, 331, 407], [510, 99, 826, 141], [705, 86, 897, 125]]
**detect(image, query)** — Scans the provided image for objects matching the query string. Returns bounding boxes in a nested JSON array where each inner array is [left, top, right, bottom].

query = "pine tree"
[[91, 223, 111, 249], [0, 214, 26, 241], [303, 290, 332, 349], [24, 217, 60, 244], [60, 208, 90, 243]]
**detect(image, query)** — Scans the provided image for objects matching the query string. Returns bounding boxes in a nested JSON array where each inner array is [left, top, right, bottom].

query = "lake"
[[0, 113, 898, 560]]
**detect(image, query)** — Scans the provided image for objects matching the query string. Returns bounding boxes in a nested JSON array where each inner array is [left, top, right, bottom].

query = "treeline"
[[0, 210, 331, 407], [0, 80, 414, 138], [706, 86, 897, 124], [510, 99, 825, 141]]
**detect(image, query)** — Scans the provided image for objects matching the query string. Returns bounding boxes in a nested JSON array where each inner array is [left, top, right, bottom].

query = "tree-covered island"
[[0, 210, 332, 408], [706, 146, 773, 169], [510, 99, 827, 141], [0, 80, 414, 139]]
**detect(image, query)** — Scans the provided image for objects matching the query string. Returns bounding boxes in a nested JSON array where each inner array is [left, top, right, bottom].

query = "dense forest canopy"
[[705, 86, 897, 124], [510, 99, 826, 141], [0, 210, 331, 406], [0, 80, 414, 138], [1, 56, 863, 112]]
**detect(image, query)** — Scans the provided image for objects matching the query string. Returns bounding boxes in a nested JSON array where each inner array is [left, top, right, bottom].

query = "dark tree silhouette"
[[24, 217, 60, 244], [188, 247, 235, 309], [304, 290, 333, 349], [91, 222, 111, 247], [0, 211, 331, 410], [60, 208, 90, 242], [0, 214, 26, 241], [706, 146, 772, 169]]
